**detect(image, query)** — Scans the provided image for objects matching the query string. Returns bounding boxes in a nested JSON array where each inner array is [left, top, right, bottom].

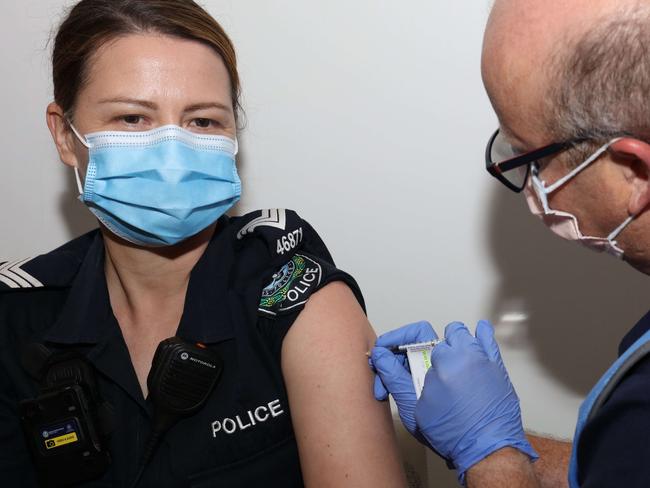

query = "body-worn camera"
[[18, 339, 222, 488], [19, 347, 111, 487]]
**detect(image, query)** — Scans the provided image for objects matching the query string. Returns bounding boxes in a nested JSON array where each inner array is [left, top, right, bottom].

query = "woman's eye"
[[191, 118, 217, 129], [122, 115, 143, 125]]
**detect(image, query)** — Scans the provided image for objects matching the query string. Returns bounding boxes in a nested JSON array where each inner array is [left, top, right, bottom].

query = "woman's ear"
[[46, 102, 80, 169], [609, 138, 650, 216]]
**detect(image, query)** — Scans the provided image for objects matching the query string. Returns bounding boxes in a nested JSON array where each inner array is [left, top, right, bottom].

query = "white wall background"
[[2, 1, 648, 486]]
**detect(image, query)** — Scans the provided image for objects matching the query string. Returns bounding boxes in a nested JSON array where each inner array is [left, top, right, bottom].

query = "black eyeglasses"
[[485, 129, 583, 192]]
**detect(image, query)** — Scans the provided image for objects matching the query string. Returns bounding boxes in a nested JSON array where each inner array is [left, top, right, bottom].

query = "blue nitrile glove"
[[416, 321, 538, 483], [370, 321, 438, 446]]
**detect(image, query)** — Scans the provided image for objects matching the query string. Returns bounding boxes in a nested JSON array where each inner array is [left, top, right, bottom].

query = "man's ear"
[[609, 138, 650, 216], [45, 102, 81, 169]]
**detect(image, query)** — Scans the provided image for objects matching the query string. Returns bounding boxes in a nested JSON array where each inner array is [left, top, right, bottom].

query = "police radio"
[[129, 337, 223, 488], [19, 344, 112, 487]]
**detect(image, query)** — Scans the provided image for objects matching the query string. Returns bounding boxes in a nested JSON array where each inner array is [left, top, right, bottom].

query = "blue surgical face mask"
[[69, 123, 241, 247]]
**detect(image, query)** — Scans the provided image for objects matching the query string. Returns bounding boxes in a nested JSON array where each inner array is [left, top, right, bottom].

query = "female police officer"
[[0, 1, 406, 486]]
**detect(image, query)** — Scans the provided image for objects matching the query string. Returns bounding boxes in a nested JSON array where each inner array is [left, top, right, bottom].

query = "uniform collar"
[[176, 216, 236, 344], [45, 217, 236, 345]]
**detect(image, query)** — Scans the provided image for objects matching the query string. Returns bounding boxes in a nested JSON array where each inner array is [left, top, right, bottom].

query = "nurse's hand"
[[372, 320, 538, 483], [370, 320, 437, 446], [421, 321, 538, 482]]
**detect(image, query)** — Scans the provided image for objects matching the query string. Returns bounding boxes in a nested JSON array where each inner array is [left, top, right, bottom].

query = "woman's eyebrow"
[[183, 102, 231, 113], [97, 97, 158, 109], [95, 98, 231, 113]]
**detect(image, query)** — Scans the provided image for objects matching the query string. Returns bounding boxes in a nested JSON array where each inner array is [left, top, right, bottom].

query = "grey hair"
[[548, 2, 650, 145]]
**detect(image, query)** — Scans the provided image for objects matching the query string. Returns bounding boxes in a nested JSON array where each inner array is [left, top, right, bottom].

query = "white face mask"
[[524, 138, 635, 259]]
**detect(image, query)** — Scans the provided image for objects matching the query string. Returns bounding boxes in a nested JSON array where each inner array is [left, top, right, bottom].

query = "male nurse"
[[373, 0, 650, 486]]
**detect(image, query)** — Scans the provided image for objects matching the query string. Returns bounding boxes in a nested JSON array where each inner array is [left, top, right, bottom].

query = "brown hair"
[[547, 3, 650, 145], [52, 0, 241, 123]]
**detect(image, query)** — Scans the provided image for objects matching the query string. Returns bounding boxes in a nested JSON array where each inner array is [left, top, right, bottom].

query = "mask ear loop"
[[544, 138, 622, 194], [608, 214, 635, 242], [539, 137, 636, 253], [72, 167, 83, 195], [65, 119, 91, 195], [67, 121, 91, 149]]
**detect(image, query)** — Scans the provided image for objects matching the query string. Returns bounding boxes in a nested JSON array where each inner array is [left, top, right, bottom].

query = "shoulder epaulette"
[[236, 208, 288, 240], [0, 258, 44, 289], [233, 208, 334, 267], [233, 208, 362, 317], [0, 230, 98, 291]]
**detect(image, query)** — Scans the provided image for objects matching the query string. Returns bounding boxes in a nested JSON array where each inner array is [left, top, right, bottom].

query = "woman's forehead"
[[81, 33, 232, 105]]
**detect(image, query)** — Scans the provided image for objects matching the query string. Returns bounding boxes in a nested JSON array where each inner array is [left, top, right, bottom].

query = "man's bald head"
[[483, 0, 650, 274], [483, 0, 650, 149]]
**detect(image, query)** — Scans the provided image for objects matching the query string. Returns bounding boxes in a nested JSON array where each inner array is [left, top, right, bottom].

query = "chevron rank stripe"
[[237, 209, 287, 240], [0, 257, 44, 289]]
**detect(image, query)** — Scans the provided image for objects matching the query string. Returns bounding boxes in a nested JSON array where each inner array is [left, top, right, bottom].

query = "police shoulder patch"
[[258, 253, 323, 317]]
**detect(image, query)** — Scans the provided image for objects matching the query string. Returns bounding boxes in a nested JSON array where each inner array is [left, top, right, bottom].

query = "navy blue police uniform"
[[570, 309, 650, 487], [0, 209, 364, 487]]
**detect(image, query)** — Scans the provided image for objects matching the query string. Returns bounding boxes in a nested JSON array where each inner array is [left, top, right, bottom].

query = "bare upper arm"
[[281, 281, 406, 488]]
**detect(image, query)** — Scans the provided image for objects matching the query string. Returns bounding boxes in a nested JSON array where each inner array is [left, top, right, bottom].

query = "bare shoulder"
[[283, 281, 373, 354], [281, 281, 406, 487]]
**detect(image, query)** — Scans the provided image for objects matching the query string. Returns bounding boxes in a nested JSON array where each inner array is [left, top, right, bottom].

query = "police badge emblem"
[[258, 254, 323, 316]]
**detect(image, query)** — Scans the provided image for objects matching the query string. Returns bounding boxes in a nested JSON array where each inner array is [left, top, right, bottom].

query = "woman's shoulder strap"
[[0, 230, 98, 291]]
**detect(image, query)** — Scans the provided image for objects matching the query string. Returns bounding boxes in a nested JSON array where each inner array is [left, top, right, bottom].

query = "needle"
[[366, 339, 444, 357]]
